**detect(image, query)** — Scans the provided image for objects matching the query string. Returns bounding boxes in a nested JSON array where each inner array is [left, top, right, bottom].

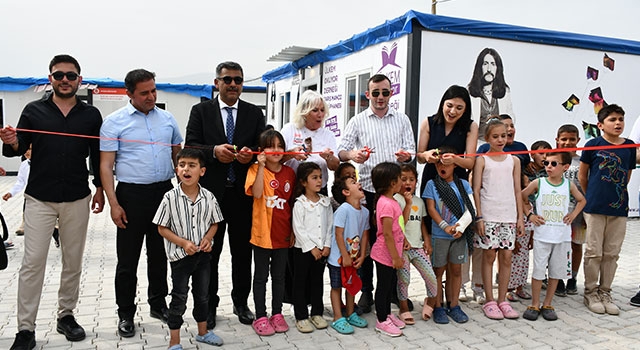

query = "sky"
[[1, 0, 638, 85]]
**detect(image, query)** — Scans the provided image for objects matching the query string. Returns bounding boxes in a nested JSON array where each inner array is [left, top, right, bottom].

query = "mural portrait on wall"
[[467, 48, 514, 141]]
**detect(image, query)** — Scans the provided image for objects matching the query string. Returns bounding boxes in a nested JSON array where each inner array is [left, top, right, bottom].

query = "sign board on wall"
[[93, 87, 128, 102]]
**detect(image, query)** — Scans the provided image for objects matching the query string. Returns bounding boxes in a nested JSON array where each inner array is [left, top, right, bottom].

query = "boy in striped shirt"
[[153, 148, 224, 349]]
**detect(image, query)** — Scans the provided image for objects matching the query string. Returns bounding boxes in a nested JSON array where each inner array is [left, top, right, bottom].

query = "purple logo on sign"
[[325, 116, 340, 137], [377, 42, 401, 73]]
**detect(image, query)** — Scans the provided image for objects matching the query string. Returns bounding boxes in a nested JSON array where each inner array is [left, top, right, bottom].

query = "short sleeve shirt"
[[580, 137, 636, 216], [394, 194, 427, 248], [328, 202, 370, 267], [245, 164, 296, 248], [370, 195, 405, 267]]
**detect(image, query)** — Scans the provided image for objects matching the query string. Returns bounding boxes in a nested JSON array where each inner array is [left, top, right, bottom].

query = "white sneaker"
[[459, 286, 468, 302], [472, 286, 486, 305]]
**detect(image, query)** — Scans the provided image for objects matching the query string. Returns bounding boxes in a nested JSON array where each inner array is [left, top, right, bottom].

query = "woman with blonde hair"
[[281, 90, 339, 194]]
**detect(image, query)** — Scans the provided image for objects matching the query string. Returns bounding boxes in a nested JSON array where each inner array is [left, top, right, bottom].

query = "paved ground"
[[1, 176, 640, 349]]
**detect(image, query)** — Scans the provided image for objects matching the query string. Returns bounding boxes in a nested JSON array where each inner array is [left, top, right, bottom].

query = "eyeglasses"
[[542, 160, 564, 167], [370, 89, 390, 97], [217, 76, 243, 84], [51, 71, 79, 81]]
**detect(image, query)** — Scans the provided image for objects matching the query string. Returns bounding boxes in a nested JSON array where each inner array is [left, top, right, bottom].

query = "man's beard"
[[53, 84, 78, 99], [483, 72, 495, 85]]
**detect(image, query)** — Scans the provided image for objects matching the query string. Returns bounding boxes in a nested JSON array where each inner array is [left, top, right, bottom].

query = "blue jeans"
[[167, 252, 211, 330]]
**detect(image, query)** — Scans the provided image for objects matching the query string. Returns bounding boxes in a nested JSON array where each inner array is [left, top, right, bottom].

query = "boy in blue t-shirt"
[[328, 176, 370, 334], [578, 104, 636, 316]]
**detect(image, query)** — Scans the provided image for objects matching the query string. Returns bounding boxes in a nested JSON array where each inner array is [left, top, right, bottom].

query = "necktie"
[[224, 107, 236, 183]]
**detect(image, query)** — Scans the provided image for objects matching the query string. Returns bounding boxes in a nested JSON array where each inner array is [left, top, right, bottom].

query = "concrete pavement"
[[1, 176, 640, 349]]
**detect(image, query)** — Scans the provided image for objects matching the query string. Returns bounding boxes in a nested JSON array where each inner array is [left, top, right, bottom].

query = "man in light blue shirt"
[[99, 69, 183, 338]]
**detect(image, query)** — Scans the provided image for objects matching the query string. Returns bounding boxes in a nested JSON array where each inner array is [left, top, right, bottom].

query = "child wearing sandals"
[[473, 118, 524, 320], [245, 130, 296, 336], [521, 151, 585, 321], [291, 162, 333, 333], [328, 175, 369, 334], [507, 140, 552, 302], [152, 148, 224, 349], [370, 162, 406, 337], [394, 164, 438, 325], [423, 146, 476, 324]]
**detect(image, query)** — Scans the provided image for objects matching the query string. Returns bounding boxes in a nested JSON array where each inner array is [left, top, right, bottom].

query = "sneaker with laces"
[[388, 313, 406, 329], [630, 290, 640, 307], [375, 318, 402, 337], [269, 313, 289, 332], [295, 319, 314, 333], [566, 278, 578, 295], [584, 292, 605, 314], [554, 279, 567, 297], [471, 286, 486, 304], [10, 330, 35, 350], [598, 290, 619, 315]]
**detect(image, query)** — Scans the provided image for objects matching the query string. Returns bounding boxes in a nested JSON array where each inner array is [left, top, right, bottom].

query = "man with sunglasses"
[[338, 73, 415, 313], [0, 54, 104, 350], [186, 61, 265, 328], [100, 69, 183, 338]]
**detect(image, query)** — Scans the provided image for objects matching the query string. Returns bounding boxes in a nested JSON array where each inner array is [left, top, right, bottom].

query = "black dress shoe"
[[150, 307, 168, 324], [118, 319, 135, 338], [233, 305, 255, 325], [10, 330, 35, 350], [56, 315, 86, 341]]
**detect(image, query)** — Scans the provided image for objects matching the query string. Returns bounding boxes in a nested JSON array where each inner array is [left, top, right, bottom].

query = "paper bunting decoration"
[[603, 53, 615, 71], [587, 66, 599, 80], [589, 87, 604, 103], [593, 100, 608, 114], [562, 94, 580, 111], [582, 121, 601, 140]]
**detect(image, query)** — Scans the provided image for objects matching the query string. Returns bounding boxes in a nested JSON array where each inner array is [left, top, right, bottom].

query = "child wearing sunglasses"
[[521, 151, 585, 321]]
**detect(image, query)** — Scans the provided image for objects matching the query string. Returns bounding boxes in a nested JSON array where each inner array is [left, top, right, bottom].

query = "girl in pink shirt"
[[370, 162, 407, 337]]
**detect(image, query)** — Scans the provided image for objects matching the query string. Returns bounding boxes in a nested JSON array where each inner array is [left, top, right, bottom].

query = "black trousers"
[[292, 247, 326, 320], [208, 185, 253, 316], [168, 252, 210, 330], [114, 180, 172, 320]]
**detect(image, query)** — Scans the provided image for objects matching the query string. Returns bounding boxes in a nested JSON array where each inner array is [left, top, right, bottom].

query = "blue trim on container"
[[262, 9, 640, 83]]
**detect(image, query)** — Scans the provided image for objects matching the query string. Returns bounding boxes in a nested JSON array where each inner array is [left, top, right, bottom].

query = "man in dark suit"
[[186, 61, 265, 328]]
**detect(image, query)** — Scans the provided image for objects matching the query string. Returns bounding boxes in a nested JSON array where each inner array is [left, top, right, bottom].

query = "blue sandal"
[[331, 317, 354, 334], [195, 331, 223, 346], [433, 307, 449, 324], [347, 312, 368, 328]]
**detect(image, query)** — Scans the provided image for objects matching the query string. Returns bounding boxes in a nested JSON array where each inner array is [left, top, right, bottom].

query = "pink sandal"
[[482, 301, 504, 320], [422, 298, 433, 320], [498, 301, 519, 319]]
